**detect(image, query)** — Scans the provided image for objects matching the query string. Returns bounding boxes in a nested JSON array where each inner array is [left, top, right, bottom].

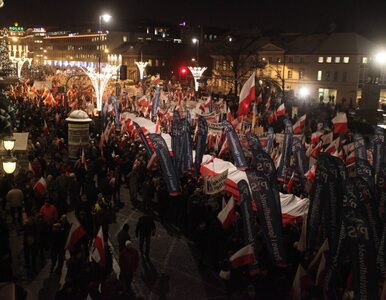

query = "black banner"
[[149, 134, 181, 196], [182, 112, 193, 173], [277, 120, 293, 181], [194, 116, 208, 176], [372, 127, 384, 175], [292, 136, 309, 178], [246, 169, 286, 265], [133, 122, 152, 159], [222, 120, 248, 170], [355, 158, 375, 194], [238, 180, 259, 267]]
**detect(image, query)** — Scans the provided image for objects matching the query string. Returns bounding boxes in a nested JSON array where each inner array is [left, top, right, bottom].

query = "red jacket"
[[119, 247, 139, 275]]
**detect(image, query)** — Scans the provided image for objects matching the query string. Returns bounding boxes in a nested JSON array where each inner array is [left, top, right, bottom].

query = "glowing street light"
[[100, 13, 112, 23], [299, 87, 309, 98], [0, 0, 4, 8], [192, 37, 200, 65], [375, 51, 386, 65]]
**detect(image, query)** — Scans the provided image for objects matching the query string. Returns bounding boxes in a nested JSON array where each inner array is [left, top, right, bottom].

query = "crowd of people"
[[0, 72, 381, 300]]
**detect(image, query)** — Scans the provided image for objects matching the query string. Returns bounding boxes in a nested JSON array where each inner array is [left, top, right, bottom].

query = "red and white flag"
[[310, 141, 323, 158], [43, 120, 49, 136], [265, 96, 271, 112], [230, 244, 255, 269], [305, 164, 316, 181], [276, 103, 286, 117], [321, 132, 333, 145], [217, 196, 236, 229], [287, 171, 295, 193], [237, 72, 255, 116], [308, 239, 329, 272], [291, 265, 313, 300], [293, 115, 306, 134], [33, 177, 47, 195], [226, 108, 233, 122], [324, 137, 340, 154], [311, 131, 323, 144], [346, 151, 355, 165], [146, 152, 158, 170], [218, 138, 229, 157], [155, 116, 161, 134], [65, 216, 87, 252], [331, 113, 348, 134], [256, 93, 263, 104], [91, 226, 105, 268]]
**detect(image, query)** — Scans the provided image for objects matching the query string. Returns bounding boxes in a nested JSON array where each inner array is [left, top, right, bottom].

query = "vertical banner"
[[171, 111, 182, 175], [133, 122, 152, 159], [355, 158, 375, 194], [149, 134, 181, 196], [222, 120, 248, 170], [277, 120, 293, 181], [354, 133, 367, 161], [194, 116, 208, 176], [246, 169, 286, 265], [247, 133, 281, 222], [292, 136, 309, 178], [152, 85, 161, 116], [266, 127, 274, 154], [377, 163, 386, 220], [238, 180, 259, 268], [372, 127, 385, 175], [182, 112, 193, 172], [111, 95, 120, 130]]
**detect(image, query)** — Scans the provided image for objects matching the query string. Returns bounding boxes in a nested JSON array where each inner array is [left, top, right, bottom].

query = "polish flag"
[[33, 177, 47, 195], [155, 117, 161, 134], [230, 244, 255, 269], [91, 226, 105, 268], [237, 72, 255, 116], [310, 141, 323, 158], [321, 132, 333, 145], [305, 164, 316, 181], [276, 103, 286, 117], [226, 108, 233, 122], [43, 120, 49, 136], [217, 196, 236, 229], [267, 111, 276, 124], [65, 216, 87, 252], [331, 113, 348, 134], [308, 239, 329, 272], [287, 171, 295, 193], [147, 152, 158, 170], [291, 265, 313, 300], [346, 151, 355, 165], [218, 138, 229, 157], [293, 115, 306, 134], [311, 131, 323, 144], [256, 93, 263, 104], [324, 137, 340, 154], [265, 97, 271, 112]]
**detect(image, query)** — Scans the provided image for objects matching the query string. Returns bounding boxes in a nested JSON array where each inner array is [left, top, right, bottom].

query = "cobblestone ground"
[[8, 186, 228, 300]]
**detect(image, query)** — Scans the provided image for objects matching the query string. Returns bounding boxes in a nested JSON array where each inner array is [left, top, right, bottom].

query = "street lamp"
[[0, 1, 4, 8], [98, 13, 112, 74], [192, 37, 199, 65], [2, 136, 17, 174], [299, 87, 309, 98]]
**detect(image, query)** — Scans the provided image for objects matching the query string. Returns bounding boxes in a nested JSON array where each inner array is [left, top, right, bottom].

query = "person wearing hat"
[[119, 240, 139, 292]]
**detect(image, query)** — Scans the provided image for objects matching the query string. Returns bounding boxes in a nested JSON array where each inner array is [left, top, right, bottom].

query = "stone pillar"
[[65, 110, 92, 159]]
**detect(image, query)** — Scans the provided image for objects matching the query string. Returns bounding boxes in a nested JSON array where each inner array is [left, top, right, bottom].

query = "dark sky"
[[1, 0, 386, 40]]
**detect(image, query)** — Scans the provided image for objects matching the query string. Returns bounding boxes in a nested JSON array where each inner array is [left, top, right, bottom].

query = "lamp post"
[[0, 0, 4, 8], [98, 13, 111, 75], [299, 86, 309, 113], [2, 135, 17, 174], [192, 38, 199, 66]]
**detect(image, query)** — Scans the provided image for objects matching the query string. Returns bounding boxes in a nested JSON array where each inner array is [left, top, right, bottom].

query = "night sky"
[[1, 0, 386, 40]]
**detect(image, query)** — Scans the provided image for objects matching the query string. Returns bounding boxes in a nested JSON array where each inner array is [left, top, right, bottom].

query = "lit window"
[[317, 70, 322, 81], [343, 57, 350, 63], [335, 57, 340, 63], [223, 61, 227, 71], [123, 36, 127, 42], [318, 56, 324, 63], [299, 69, 304, 79], [326, 57, 332, 63], [362, 57, 368, 64], [288, 70, 292, 79]]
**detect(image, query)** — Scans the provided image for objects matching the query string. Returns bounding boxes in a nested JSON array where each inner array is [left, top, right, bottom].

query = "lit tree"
[[0, 38, 14, 76]]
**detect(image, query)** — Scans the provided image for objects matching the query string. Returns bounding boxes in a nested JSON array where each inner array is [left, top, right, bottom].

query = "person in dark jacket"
[[117, 223, 131, 252], [50, 222, 67, 274], [119, 240, 139, 292], [135, 213, 155, 258]]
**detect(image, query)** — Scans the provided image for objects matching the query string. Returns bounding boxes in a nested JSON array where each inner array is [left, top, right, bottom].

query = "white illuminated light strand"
[[9, 56, 32, 78], [188, 66, 207, 92], [135, 61, 148, 80], [81, 64, 120, 112]]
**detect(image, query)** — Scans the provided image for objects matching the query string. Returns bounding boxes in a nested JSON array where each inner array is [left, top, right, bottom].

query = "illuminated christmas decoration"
[[135, 61, 148, 80], [188, 66, 207, 92], [81, 64, 120, 112]]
